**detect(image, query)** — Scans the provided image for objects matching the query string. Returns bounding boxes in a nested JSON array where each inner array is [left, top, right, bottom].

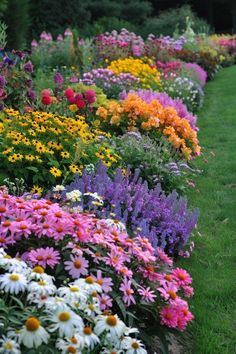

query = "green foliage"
[[112, 134, 191, 194], [28, 0, 152, 40], [4, 0, 30, 49], [140, 5, 211, 37], [29, 0, 91, 38], [0, 0, 8, 17], [0, 21, 7, 48], [82, 17, 137, 37]]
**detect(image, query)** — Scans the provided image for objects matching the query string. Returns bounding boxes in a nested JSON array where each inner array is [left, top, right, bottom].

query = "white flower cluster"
[[0, 249, 147, 353]]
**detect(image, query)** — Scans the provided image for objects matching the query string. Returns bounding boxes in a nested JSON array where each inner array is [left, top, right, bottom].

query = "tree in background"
[[4, 0, 30, 49], [0, 0, 8, 17], [29, 0, 91, 38]]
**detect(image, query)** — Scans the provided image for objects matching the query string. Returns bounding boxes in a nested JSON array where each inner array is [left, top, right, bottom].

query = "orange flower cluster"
[[96, 94, 200, 159]]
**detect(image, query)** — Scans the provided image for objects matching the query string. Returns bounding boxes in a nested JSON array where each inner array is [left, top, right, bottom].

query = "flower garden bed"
[[0, 28, 235, 353]]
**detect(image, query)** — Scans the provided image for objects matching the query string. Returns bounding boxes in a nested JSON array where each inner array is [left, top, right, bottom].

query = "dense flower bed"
[[0, 25, 232, 353]]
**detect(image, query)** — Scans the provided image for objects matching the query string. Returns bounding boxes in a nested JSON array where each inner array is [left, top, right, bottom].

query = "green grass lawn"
[[179, 66, 236, 354]]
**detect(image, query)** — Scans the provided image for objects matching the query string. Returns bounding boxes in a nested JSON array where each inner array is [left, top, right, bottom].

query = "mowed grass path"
[[179, 66, 236, 353]]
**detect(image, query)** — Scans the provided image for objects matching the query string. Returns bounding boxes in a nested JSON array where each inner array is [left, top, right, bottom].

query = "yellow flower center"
[[9, 274, 20, 281], [25, 317, 40, 331], [3, 342, 13, 350], [59, 311, 71, 322], [106, 315, 117, 327], [70, 337, 78, 344], [83, 326, 92, 335], [33, 266, 45, 274], [168, 291, 177, 300], [4, 255, 12, 259], [132, 341, 140, 349], [85, 276, 94, 284], [38, 280, 46, 286], [88, 304, 95, 311], [67, 346, 77, 353], [164, 274, 173, 281], [70, 286, 79, 292], [73, 260, 81, 269]]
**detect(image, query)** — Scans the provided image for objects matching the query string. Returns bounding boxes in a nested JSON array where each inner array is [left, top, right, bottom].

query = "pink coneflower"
[[157, 273, 174, 286], [157, 248, 173, 266], [183, 285, 194, 297], [137, 285, 156, 303], [0, 234, 15, 247], [136, 236, 155, 253], [97, 294, 113, 310], [172, 268, 192, 287], [27, 247, 60, 269], [64, 255, 89, 279], [104, 250, 124, 269], [119, 278, 136, 306], [94, 270, 113, 293], [116, 266, 133, 278], [10, 220, 32, 238], [139, 264, 159, 282], [175, 305, 194, 331], [160, 306, 178, 328], [158, 282, 179, 302]]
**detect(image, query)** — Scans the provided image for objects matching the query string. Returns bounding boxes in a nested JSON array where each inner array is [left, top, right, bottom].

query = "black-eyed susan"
[[31, 185, 43, 195], [49, 167, 62, 177], [25, 154, 35, 161], [11, 138, 21, 145], [60, 151, 70, 159], [35, 143, 46, 154], [2, 147, 12, 155], [8, 155, 17, 163], [69, 164, 81, 174], [12, 153, 23, 161]]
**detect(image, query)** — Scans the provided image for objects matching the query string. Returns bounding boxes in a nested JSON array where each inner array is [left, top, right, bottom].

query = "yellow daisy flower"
[[49, 167, 62, 177], [31, 185, 43, 195]]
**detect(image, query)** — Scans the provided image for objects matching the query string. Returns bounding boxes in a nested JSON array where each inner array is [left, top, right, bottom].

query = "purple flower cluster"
[[147, 35, 187, 51], [81, 68, 139, 98], [64, 162, 198, 255], [184, 63, 207, 87], [119, 89, 198, 129]]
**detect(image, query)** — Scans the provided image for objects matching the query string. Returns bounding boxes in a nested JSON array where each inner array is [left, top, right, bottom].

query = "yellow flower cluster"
[[96, 94, 200, 159], [108, 57, 161, 89], [0, 109, 120, 186]]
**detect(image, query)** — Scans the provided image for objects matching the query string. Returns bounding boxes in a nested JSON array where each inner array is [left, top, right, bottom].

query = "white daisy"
[[122, 337, 147, 354], [57, 284, 88, 303], [0, 256, 29, 274], [56, 334, 85, 352], [84, 192, 104, 205], [44, 296, 68, 311], [28, 266, 46, 280], [105, 218, 126, 232], [0, 273, 27, 294], [66, 190, 82, 202], [19, 317, 49, 348], [0, 248, 7, 256], [0, 336, 20, 354], [53, 185, 65, 192], [47, 308, 84, 337], [74, 277, 102, 294], [81, 326, 100, 349], [82, 298, 101, 317], [94, 315, 125, 340], [28, 279, 56, 296]]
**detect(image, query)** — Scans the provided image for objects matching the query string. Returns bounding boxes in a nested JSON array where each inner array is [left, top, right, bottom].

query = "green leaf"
[[26, 166, 39, 173]]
